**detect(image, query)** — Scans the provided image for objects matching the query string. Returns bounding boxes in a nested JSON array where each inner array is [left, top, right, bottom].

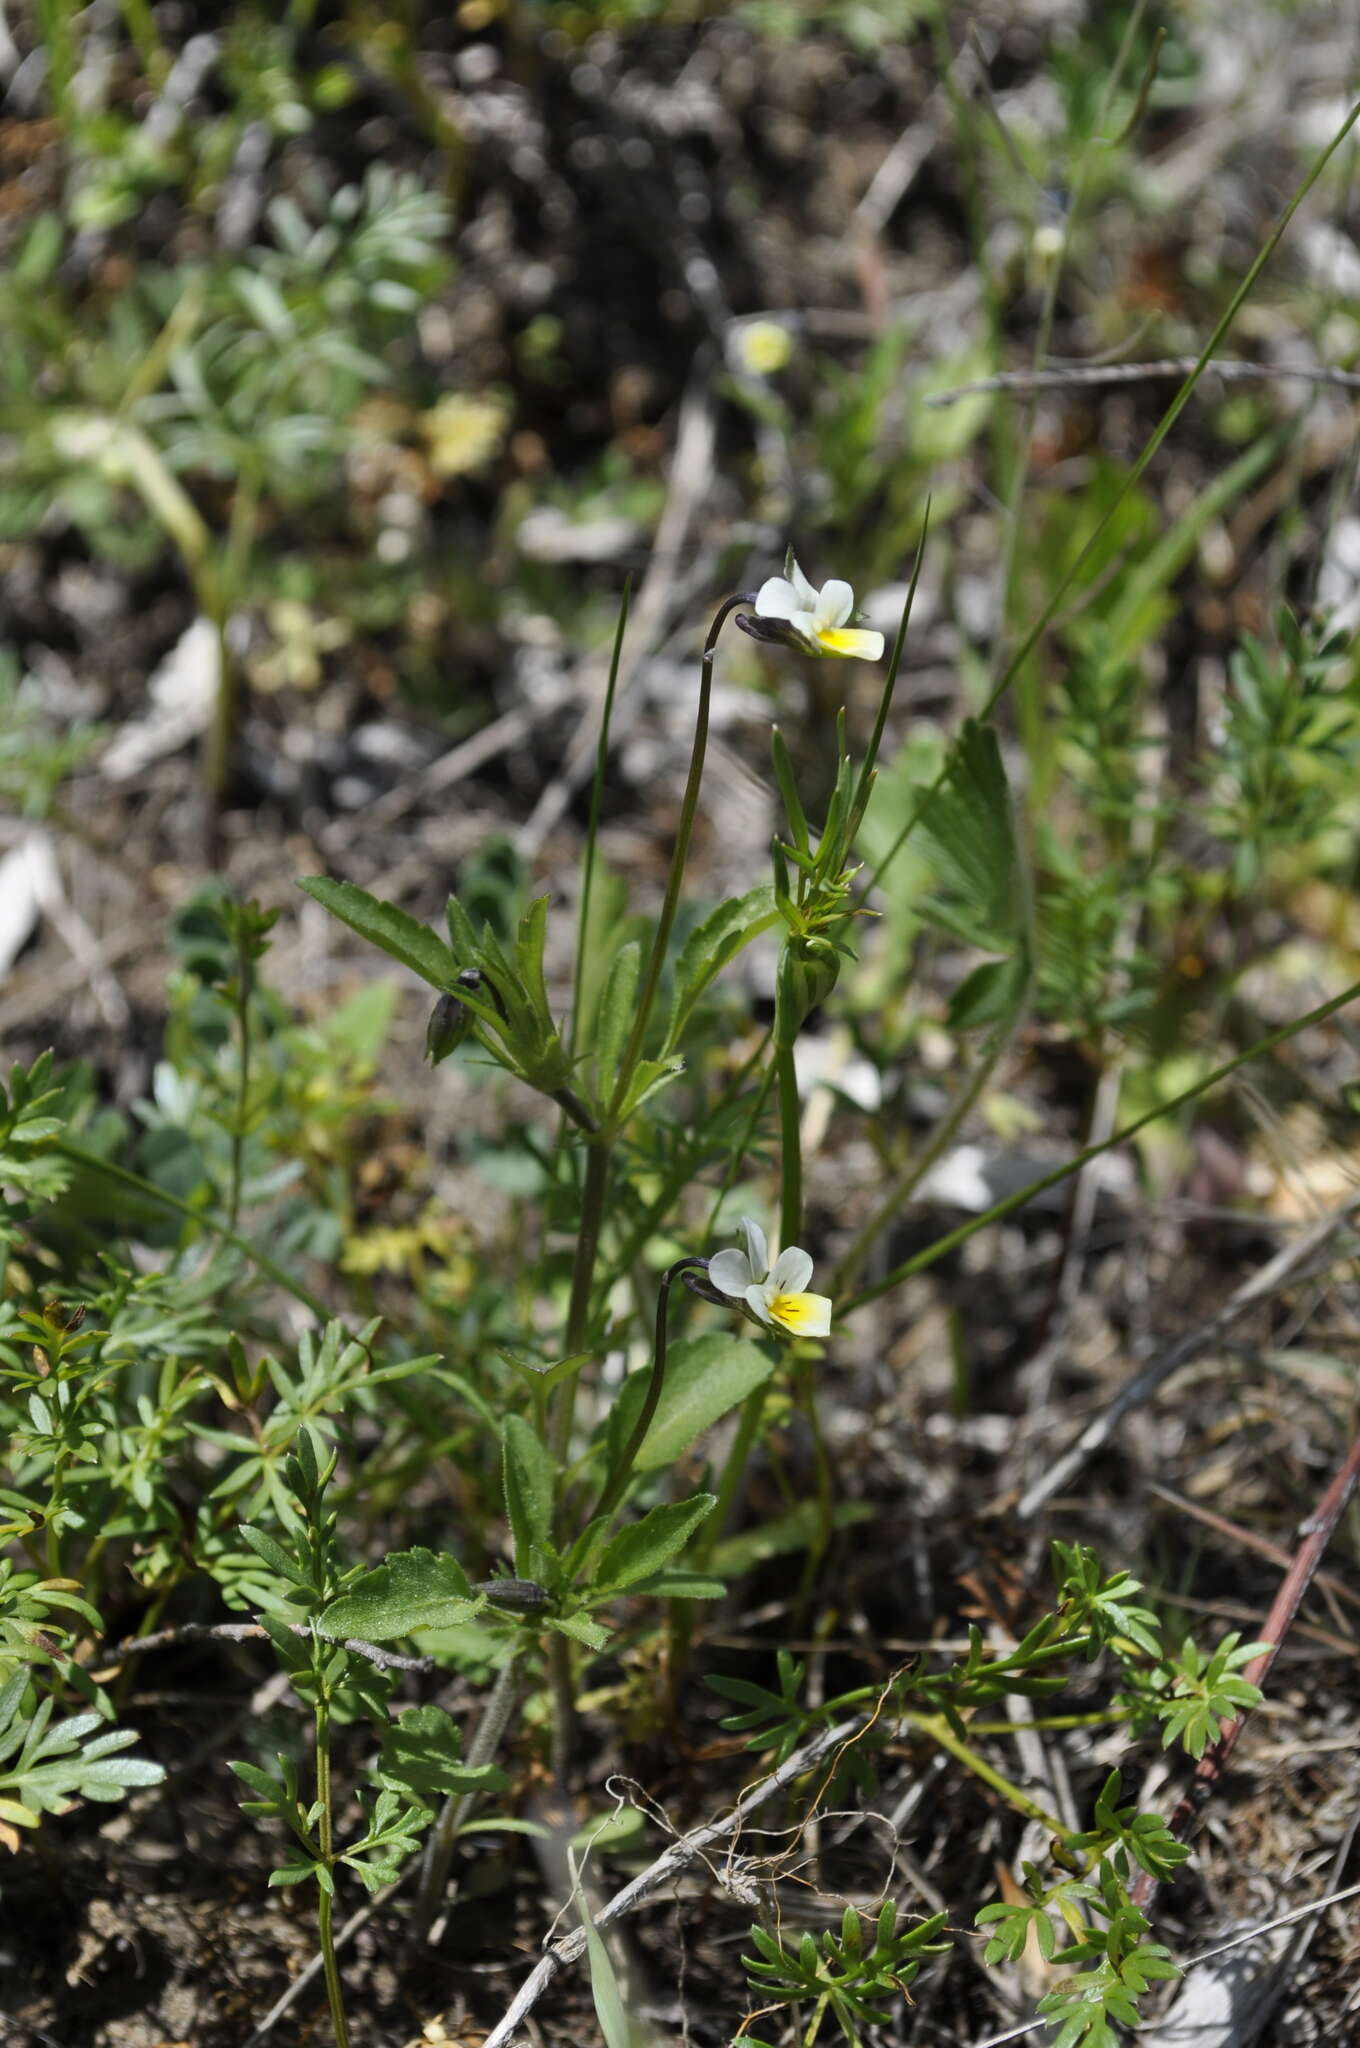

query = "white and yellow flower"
[[751, 558, 884, 661], [708, 1216, 832, 1339]]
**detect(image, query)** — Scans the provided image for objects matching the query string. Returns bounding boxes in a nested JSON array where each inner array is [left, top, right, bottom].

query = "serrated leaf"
[[917, 720, 1022, 953], [319, 1548, 481, 1642], [299, 878, 457, 990], [665, 885, 779, 1052], [547, 1612, 611, 1651], [593, 1495, 715, 1595], [378, 1704, 507, 1805]]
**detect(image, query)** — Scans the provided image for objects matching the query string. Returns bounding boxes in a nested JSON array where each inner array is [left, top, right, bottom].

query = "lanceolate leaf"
[[298, 878, 458, 990], [593, 1495, 715, 1595]]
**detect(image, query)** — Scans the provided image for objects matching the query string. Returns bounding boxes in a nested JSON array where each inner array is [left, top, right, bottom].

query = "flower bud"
[[425, 972, 482, 1064], [774, 936, 841, 1047]]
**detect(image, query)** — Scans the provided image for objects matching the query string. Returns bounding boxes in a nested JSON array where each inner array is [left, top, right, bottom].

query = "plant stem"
[[905, 1710, 1072, 1842], [776, 1045, 802, 1250], [228, 947, 253, 1233], [550, 1140, 612, 1473], [570, 583, 630, 1059], [412, 1647, 522, 1945], [831, 1013, 1013, 1301], [591, 1260, 703, 1525], [547, 1134, 613, 1780], [314, 1697, 351, 2048], [861, 91, 1360, 901], [847, 970, 1360, 1315], [607, 591, 751, 1123]]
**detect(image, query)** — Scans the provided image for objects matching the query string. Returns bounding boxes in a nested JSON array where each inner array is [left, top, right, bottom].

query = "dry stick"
[[1016, 1189, 1360, 1522], [927, 357, 1360, 406], [1145, 1480, 1360, 1617], [1130, 1423, 1360, 1917], [480, 1712, 870, 2048], [101, 1619, 434, 1675]]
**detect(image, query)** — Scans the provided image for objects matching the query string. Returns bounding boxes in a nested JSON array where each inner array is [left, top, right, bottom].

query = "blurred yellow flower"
[[419, 393, 510, 480], [733, 320, 793, 377]]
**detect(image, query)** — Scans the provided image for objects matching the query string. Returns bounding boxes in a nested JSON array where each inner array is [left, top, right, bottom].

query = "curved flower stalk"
[[739, 557, 884, 662], [708, 1217, 832, 1338]]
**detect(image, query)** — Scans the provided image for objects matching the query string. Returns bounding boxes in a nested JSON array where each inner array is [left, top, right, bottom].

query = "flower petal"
[[769, 1245, 813, 1295], [744, 1282, 775, 1326], [814, 579, 854, 628], [768, 1291, 832, 1337], [754, 576, 800, 621], [788, 558, 819, 610], [708, 1249, 753, 1298], [813, 626, 885, 661], [739, 1216, 770, 1280], [786, 609, 822, 653]]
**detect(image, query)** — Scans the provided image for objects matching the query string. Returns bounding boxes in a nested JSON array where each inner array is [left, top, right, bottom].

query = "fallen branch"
[[927, 357, 1360, 406], [101, 1619, 434, 1676], [1131, 1424, 1360, 1914], [481, 1712, 874, 2048]]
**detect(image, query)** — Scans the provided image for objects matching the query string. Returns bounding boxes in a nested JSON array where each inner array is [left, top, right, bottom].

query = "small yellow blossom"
[[418, 393, 509, 480], [733, 320, 793, 377]]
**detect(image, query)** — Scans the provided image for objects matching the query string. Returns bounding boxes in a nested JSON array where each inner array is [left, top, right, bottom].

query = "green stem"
[[905, 1710, 1073, 1843], [570, 583, 631, 1058], [803, 1990, 832, 2048], [314, 1698, 351, 2048], [607, 591, 751, 1122], [547, 1134, 613, 1780], [831, 1013, 1013, 1301], [847, 971, 1360, 1315], [550, 1140, 612, 1472], [776, 1045, 802, 1251], [591, 1260, 702, 1525], [994, 0, 1150, 801], [228, 950, 253, 1234]]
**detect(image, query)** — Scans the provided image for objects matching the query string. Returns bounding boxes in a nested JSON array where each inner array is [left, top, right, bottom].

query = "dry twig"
[[480, 1711, 875, 2048], [928, 357, 1360, 406]]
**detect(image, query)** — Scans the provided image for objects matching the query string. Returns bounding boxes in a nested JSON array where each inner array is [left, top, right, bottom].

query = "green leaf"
[[502, 1415, 554, 1573], [319, 1549, 482, 1642], [592, 939, 641, 1102], [547, 1612, 611, 1651], [298, 878, 457, 990], [378, 1703, 508, 1805], [947, 952, 1029, 1030], [593, 1495, 715, 1595], [917, 720, 1022, 952], [610, 1333, 775, 1476], [574, 1850, 634, 2048], [664, 885, 779, 1052]]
